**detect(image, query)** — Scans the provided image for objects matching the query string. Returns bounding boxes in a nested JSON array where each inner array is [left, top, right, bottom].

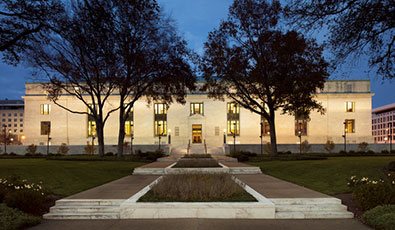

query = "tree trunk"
[[269, 109, 278, 156], [117, 102, 126, 158], [96, 120, 105, 157]]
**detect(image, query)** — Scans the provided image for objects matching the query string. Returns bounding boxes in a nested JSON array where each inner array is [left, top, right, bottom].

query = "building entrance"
[[192, 124, 202, 143]]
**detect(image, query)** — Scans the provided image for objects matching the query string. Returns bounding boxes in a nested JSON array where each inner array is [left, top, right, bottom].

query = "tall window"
[[154, 103, 167, 136], [227, 102, 240, 136], [125, 109, 134, 136], [345, 119, 355, 133], [295, 115, 308, 136], [87, 105, 96, 137], [190, 102, 203, 115], [346, 101, 355, 112], [40, 121, 51, 135], [40, 104, 51, 115], [227, 120, 240, 136], [262, 119, 270, 136]]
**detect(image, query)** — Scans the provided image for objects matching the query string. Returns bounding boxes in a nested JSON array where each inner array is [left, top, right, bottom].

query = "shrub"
[[347, 174, 395, 210], [105, 152, 114, 156], [301, 140, 311, 153], [363, 205, 395, 230], [388, 161, 395, 172], [264, 142, 272, 154], [84, 142, 96, 155], [358, 142, 369, 152], [183, 154, 212, 158], [0, 204, 41, 230], [0, 177, 50, 216], [382, 150, 390, 154], [136, 150, 165, 161], [230, 151, 257, 162], [4, 189, 48, 216], [57, 143, 69, 155], [175, 158, 220, 168], [324, 140, 335, 153], [25, 144, 37, 155]]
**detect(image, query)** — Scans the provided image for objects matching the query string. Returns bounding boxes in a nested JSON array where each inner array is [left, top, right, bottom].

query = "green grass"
[[249, 156, 395, 195], [0, 159, 145, 197]]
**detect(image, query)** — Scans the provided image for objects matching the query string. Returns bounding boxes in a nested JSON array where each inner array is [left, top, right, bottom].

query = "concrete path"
[[30, 218, 370, 230], [67, 175, 159, 199], [236, 174, 330, 198]]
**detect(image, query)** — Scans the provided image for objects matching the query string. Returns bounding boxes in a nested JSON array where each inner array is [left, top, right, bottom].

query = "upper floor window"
[[227, 102, 239, 114], [154, 103, 167, 115], [346, 101, 355, 112], [190, 102, 203, 115], [345, 119, 355, 133], [40, 104, 51, 115]]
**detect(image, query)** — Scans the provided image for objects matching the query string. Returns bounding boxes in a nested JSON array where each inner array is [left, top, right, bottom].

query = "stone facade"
[[23, 80, 373, 149], [0, 99, 24, 143]]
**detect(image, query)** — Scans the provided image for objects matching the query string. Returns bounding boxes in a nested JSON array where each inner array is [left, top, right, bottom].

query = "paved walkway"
[[236, 174, 330, 198], [67, 175, 159, 199], [31, 218, 370, 230]]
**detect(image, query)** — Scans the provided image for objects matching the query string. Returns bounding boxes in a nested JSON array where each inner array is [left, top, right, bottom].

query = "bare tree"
[[27, 0, 120, 157], [286, 0, 395, 79], [0, 0, 63, 64], [202, 0, 328, 155]]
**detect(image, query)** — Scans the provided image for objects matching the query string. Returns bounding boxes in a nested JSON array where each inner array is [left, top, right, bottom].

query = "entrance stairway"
[[272, 198, 353, 219], [43, 199, 123, 219]]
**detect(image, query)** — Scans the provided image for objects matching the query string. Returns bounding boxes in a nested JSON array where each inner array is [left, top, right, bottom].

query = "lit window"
[[154, 120, 167, 136], [40, 121, 51, 135], [227, 102, 239, 114], [125, 121, 134, 136], [262, 119, 270, 136], [295, 115, 308, 136], [227, 120, 240, 136], [154, 103, 167, 115], [190, 103, 203, 115], [40, 104, 51, 115], [345, 119, 355, 133], [87, 120, 96, 137], [346, 102, 355, 112]]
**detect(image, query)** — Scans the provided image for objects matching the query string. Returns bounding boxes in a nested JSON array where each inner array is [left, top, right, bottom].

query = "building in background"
[[0, 99, 24, 144], [22, 80, 373, 151], [372, 103, 395, 144]]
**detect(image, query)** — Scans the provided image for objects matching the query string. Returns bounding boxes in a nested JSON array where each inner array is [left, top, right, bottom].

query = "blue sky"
[[0, 0, 393, 108]]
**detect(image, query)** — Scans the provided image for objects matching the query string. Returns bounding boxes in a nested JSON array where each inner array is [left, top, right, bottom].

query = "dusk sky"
[[0, 0, 393, 108]]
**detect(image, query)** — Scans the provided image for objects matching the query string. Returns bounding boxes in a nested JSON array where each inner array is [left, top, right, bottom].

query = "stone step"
[[271, 198, 342, 205], [43, 212, 119, 220], [275, 204, 348, 212], [304, 211, 354, 219], [275, 211, 353, 219], [50, 206, 119, 213], [55, 199, 124, 206]]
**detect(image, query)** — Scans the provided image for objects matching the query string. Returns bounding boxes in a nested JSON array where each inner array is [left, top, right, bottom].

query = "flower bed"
[[138, 173, 256, 202], [173, 158, 221, 168], [347, 173, 395, 210]]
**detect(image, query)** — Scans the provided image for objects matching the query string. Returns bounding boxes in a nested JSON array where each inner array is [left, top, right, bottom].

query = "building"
[[372, 103, 395, 144], [0, 99, 24, 143], [22, 80, 373, 151]]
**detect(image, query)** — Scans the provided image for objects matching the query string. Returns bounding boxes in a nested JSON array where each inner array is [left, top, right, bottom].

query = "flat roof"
[[372, 103, 395, 114]]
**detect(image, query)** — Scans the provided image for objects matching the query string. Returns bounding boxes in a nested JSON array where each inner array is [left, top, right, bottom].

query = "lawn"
[[0, 159, 145, 197], [250, 156, 395, 195]]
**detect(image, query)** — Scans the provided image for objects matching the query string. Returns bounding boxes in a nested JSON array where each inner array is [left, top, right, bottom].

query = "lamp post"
[[2, 125, 6, 154], [168, 129, 171, 145], [130, 124, 134, 155], [342, 121, 347, 152], [260, 121, 263, 155], [298, 130, 302, 155], [223, 129, 226, 144], [46, 131, 51, 155]]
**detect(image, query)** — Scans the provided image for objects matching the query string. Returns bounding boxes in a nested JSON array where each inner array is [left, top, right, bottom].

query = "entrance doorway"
[[192, 124, 202, 143]]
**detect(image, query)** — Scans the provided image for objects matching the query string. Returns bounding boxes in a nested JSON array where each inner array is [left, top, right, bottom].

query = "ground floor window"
[[40, 121, 51, 135], [345, 119, 355, 133], [227, 120, 240, 136], [154, 120, 167, 136], [88, 120, 96, 137]]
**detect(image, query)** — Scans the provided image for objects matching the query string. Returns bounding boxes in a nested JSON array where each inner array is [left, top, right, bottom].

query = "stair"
[[43, 199, 124, 220], [189, 144, 206, 154], [271, 198, 354, 219]]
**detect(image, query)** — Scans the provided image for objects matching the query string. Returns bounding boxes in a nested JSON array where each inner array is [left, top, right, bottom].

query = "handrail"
[[204, 139, 207, 154]]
